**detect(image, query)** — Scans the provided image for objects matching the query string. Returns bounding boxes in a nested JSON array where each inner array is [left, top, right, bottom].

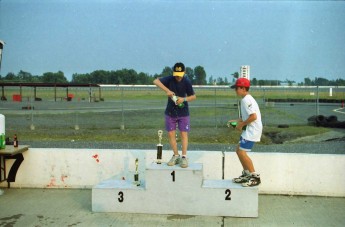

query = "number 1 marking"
[[171, 171, 175, 182]]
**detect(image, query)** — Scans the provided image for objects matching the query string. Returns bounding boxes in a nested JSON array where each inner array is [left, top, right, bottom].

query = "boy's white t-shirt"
[[240, 94, 263, 142]]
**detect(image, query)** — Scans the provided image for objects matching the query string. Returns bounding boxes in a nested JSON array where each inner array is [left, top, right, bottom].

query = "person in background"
[[153, 62, 196, 168]]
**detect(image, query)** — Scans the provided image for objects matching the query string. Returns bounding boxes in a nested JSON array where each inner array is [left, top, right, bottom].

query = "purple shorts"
[[165, 115, 190, 132]]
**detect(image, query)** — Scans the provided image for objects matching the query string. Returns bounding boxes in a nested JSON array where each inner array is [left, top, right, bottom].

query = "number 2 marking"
[[171, 171, 175, 182], [225, 189, 231, 200], [118, 191, 124, 202]]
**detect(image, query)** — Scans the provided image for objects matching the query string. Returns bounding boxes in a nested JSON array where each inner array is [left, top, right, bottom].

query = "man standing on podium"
[[153, 62, 196, 168]]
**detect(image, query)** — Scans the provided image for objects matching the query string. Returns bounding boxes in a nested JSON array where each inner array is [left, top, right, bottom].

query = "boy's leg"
[[168, 130, 179, 156], [178, 116, 190, 168], [165, 115, 179, 156], [167, 130, 181, 166], [180, 131, 188, 156], [166, 115, 181, 166], [177, 116, 190, 157], [236, 145, 255, 172], [235, 137, 261, 186]]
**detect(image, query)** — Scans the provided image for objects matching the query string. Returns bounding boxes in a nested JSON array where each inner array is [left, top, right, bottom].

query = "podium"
[[92, 163, 258, 217]]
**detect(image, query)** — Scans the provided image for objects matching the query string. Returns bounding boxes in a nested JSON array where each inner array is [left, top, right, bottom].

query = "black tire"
[[315, 115, 327, 126], [278, 124, 289, 128], [326, 115, 338, 123]]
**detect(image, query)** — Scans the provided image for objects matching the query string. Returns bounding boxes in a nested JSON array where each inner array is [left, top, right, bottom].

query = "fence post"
[[120, 87, 125, 130], [214, 87, 217, 128], [316, 86, 319, 116], [263, 87, 266, 126]]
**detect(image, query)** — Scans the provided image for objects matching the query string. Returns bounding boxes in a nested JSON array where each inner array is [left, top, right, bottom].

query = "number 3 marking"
[[118, 191, 124, 202], [225, 189, 231, 200]]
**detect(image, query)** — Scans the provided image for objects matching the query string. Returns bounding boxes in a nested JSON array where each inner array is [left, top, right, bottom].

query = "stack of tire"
[[308, 115, 345, 128]]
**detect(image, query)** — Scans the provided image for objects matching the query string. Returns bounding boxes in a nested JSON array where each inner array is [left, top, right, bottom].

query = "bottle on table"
[[13, 134, 18, 147]]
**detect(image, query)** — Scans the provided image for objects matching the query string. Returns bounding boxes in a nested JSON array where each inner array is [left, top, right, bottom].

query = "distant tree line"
[[1, 69, 344, 86], [0, 65, 208, 85]]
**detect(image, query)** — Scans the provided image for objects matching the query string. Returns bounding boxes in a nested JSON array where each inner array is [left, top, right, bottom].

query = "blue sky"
[[0, 0, 344, 82]]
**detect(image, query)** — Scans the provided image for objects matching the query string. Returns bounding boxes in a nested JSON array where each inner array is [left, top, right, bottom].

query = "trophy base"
[[156, 145, 162, 164], [134, 174, 140, 186]]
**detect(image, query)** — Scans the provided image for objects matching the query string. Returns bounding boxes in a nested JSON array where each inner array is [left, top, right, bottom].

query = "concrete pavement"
[[0, 188, 344, 226]]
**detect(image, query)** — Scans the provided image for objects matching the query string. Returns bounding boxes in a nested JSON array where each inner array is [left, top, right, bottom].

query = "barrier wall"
[[1, 148, 344, 197]]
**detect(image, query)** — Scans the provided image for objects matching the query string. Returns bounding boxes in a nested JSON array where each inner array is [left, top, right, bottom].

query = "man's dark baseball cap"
[[231, 78, 250, 88], [173, 62, 185, 77]]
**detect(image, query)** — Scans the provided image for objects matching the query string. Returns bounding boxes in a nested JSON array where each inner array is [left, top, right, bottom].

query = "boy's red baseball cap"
[[231, 78, 250, 89]]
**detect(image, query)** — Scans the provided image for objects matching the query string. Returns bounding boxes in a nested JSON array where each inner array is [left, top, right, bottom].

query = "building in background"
[[240, 65, 250, 80]]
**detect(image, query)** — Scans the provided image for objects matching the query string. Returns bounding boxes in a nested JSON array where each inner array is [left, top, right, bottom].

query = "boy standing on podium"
[[153, 62, 196, 168], [228, 78, 262, 187]]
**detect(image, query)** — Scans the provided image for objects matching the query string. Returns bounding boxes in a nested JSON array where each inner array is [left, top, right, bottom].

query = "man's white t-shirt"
[[240, 94, 263, 142]]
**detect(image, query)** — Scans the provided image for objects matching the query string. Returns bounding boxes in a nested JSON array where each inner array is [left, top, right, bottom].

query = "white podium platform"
[[92, 162, 258, 217]]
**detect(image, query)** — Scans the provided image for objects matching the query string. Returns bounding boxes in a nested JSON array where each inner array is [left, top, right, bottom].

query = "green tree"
[[217, 77, 225, 85], [304, 77, 312, 86], [185, 67, 194, 83], [90, 70, 109, 84], [252, 78, 258, 86], [232, 72, 239, 79], [315, 77, 329, 86], [160, 66, 172, 77], [137, 72, 153, 84], [109, 71, 122, 84], [224, 77, 229, 85], [18, 70, 33, 82], [4, 72, 16, 81], [208, 76, 214, 85], [119, 69, 137, 84], [194, 66, 207, 85], [72, 73, 91, 83], [42, 71, 67, 83]]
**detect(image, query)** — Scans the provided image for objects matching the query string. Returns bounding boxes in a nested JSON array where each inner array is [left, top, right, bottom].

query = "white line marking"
[[333, 108, 345, 114]]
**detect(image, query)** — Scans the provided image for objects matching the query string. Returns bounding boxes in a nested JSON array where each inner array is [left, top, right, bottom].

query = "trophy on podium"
[[133, 158, 140, 186], [156, 130, 163, 164]]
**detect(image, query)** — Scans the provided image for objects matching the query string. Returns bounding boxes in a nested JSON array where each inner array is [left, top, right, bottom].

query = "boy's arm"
[[153, 78, 174, 97], [185, 94, 196, 102], [237, 113, 257, 130]]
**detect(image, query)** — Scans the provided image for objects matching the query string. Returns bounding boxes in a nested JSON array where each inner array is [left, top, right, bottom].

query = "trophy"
[[133, 158, 140, 186], [156, 130, 163, 164]]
